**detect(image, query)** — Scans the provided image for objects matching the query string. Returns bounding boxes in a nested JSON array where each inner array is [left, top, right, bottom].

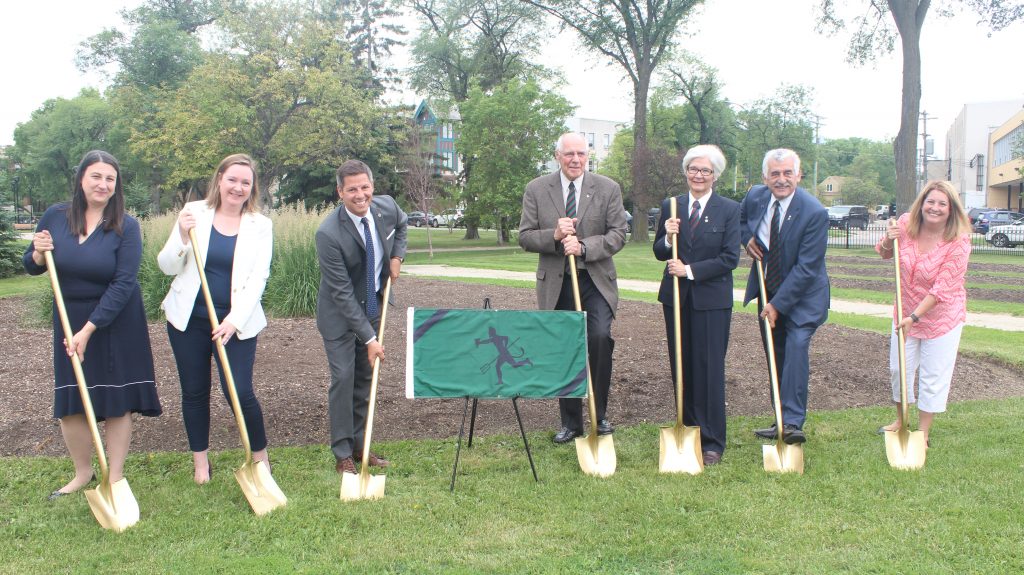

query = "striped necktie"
[[688, 200, 700, 239], [361, 217, 379, 318], [566, 182, 577, 219], [764, 201, 783, 294]]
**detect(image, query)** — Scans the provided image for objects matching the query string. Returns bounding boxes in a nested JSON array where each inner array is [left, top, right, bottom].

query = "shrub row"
[[34, 205, 328, 325]]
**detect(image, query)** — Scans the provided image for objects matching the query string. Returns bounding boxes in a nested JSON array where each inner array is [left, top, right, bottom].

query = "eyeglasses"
[[686, 166, 713, 177]]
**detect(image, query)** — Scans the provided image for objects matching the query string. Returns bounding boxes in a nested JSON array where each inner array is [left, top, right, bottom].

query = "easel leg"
[[450, 396, 471, 492], [468, 398, 479, 448], [513, 397, 538, 482]]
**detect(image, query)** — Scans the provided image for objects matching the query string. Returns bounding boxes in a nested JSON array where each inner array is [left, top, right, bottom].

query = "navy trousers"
[[167, 316, 268, 452], [756, 297, 816, 429], [662, 291, 730, 454]]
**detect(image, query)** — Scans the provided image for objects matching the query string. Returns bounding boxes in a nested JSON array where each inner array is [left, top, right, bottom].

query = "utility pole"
[[812, 115, 822, 196], [920, 110, 936, 193]]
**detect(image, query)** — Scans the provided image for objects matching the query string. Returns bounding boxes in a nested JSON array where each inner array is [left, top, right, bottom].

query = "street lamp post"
[[12, 163, 21, 224]]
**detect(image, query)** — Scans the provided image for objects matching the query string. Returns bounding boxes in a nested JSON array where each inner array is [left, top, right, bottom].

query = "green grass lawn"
[[4, 230, 1023, 572], [2, 399, 1023, 573], [0, 273, 45, 298], [404, 242, 1024, 317]]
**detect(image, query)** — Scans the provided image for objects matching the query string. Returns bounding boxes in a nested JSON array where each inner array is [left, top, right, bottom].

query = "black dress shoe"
[[753, 423, 778, 440], [553, 427, 582, 444], [596, 419, 614, 436], [702, 451, 722, 466], [782, 425, 806, 445]]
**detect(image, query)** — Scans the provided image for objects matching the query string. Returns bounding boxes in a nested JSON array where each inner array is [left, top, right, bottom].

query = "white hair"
[[681, 145, 727, 178], [555, 133, 587, 154], [761, 148, 801, 177]]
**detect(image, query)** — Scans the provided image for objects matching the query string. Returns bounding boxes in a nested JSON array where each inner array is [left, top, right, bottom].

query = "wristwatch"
[[580, 243, 587, 260], [910, 313, 920, 323]]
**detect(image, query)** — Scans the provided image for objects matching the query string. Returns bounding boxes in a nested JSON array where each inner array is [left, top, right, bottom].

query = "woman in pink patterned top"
[[875, 181, 972, 446]]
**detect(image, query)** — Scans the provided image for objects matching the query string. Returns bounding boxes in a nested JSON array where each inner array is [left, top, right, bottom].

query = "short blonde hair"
[[206, 153, 260, 214], [906, 180, 970, 240]]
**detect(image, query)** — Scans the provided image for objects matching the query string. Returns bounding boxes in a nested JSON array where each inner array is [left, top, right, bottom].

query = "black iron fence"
[[826, 220, 1024, 255]]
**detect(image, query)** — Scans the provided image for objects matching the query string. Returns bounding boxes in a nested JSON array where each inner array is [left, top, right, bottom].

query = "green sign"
[[406, 308, 589, 399]]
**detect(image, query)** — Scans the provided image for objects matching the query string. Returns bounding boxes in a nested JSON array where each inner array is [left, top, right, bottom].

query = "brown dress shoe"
[[702, 451, 722, 466], [355, 452, 390, 468], [335, 457, 356, 475]]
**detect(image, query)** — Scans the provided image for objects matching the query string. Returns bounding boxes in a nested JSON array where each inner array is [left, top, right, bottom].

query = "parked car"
[[436, 208, 464, 227], [647, 207, 661, 231], [407, 211, 438, 227], [985, 217, 1024, 248], [624, 210, 633, 233], [967, 207, 990, 225], [874, 204, 890, 220], [974, 210, 1024, 234], [827, 205, 870, 230]]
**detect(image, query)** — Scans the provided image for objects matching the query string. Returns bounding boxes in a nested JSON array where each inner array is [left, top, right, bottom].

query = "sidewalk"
[[403, 264, 1024, 332]]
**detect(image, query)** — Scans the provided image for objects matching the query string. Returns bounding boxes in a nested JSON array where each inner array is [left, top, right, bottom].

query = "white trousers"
[[888, 323, 964, 413]]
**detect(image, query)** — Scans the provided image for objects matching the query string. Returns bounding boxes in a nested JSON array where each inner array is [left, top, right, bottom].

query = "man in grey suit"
[[316, 160, 407, 474], [519, 132, 628, 444], [740, 149, 830, 445]]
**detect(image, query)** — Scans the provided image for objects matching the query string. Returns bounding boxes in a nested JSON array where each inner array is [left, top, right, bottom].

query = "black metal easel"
[[449, 298, 539, 491]]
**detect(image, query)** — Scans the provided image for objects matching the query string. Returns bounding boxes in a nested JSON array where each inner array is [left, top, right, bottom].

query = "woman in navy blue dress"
[[23, 150, 161, 499], [158, 154, 273, 484]]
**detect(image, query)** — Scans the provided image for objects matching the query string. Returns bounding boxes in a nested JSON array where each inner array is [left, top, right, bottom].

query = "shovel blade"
[[762, 442, 804, 474], [84, 478, 139, 532], [340, 470, 386, 501], [235, 460, 287, 516], [658, 425, 703, 475], [575, 433, 616, 477], [884, 429, 927, 470]]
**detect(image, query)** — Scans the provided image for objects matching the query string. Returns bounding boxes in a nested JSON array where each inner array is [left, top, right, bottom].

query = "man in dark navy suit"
[[653, 144, 740, 466], [740, 149, 830, 445]]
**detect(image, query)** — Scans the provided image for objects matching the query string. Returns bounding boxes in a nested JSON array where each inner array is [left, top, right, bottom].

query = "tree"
[[816, 137, 897, 202], [401, 123, 445, 256], [129, 2, 387, 206], [409, 0, 550, 239], [343, 0, 407, 93], [733, 85, 816, 187], [598, 128, 686, 214], [76, 0, 221, 213], [11, 89, 122, 209], [661, 52, 734, 149], [409, 0, 548, 103], [525, 0, 703, 242], [818, 0, 1024, 212], [457, 79, 573, 244], [839, 176, 887, 206]]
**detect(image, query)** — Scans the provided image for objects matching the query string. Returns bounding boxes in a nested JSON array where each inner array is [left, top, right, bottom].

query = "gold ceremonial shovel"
[[44, 251, 140, 532], [755, 259, 804, 474], [189, 229, 287, 515], [341, 277, 393, 501], [659, 198, 703, 474], [568, 254, 616, 477], [884, 236, 927, 470]]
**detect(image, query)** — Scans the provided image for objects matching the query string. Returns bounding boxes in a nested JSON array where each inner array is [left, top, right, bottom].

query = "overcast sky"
[[4, 1, 1024, 152]]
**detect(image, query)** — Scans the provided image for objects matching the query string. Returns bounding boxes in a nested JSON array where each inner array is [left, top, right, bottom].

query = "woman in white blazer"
[[158, 153, 273, 484]]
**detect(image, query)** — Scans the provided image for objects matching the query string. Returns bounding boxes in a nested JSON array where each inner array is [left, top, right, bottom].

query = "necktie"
[[688, 200, 700, 240], [566, 182, 577, 219], [765, 201, 782, 294], [361, 217, 379, 318]]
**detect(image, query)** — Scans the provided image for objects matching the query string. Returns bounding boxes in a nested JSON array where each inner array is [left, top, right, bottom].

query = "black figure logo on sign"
[[475, 326, 533, 385]]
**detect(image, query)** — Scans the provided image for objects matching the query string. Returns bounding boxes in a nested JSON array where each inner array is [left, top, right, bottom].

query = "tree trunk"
[[889, 0, 928, 215], [629, 68, 651, 242]]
